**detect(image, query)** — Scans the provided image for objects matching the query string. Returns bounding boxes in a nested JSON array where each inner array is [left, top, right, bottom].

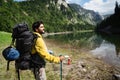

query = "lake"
[[44, 31, 120, 68]]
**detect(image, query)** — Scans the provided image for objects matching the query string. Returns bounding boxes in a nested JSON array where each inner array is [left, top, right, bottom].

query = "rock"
[[113, 74, 120, 80]]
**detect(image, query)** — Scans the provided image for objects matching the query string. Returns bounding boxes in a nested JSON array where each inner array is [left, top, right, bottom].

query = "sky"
[[66, 0, 120, 15]]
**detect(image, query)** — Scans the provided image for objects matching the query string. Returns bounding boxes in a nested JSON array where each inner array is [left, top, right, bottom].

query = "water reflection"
[[91, 33, 120, 67], [45, 32, 120, 67], [45, 32, 102, 49], [98, 34, 120, 56]]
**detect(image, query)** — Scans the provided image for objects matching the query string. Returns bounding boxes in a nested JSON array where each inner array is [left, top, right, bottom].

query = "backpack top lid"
[[12, 23, 29, 38], [2, 46, 20, 61]]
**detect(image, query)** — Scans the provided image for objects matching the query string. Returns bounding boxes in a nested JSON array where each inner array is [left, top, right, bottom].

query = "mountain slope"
[[68, 3, 103, 25], [0, 0, 102, 32]]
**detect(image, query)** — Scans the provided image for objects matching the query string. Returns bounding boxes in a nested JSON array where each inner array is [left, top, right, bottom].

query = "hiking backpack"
[[11, 23, 42, 80], [2, 23, 44, 80], [11, 23, 37, 70]]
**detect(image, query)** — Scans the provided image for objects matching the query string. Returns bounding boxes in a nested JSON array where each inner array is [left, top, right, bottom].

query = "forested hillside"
[[0, 0, 95, 32], [95, 1, 120, 34]]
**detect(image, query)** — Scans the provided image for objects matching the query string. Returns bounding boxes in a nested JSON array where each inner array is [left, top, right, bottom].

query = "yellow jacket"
[[32, 32, 60, 63]]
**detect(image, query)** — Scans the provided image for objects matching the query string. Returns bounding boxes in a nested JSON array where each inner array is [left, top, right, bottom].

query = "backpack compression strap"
[[6, 61, 10, 71]]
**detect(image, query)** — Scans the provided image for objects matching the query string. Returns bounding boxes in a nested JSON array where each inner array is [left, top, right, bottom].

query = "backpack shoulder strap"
[[32, 33, 39, 46], [10, 38, 15, 47]]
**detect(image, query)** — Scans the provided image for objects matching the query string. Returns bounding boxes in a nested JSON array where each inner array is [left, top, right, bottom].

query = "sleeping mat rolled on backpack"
[[2, 46, 20, 61]]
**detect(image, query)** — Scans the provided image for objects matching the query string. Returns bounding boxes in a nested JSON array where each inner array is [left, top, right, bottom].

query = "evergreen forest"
[[0, 0, 94, 33], [95, 1, 120, 34]]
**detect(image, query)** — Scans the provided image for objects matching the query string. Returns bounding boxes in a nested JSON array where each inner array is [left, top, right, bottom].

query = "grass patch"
[[0, 31, 12, 47], [0, 31, 16, 80]]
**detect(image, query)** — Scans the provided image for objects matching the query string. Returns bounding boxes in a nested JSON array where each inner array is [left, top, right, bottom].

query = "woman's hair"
[[32, 21, 43, 32]]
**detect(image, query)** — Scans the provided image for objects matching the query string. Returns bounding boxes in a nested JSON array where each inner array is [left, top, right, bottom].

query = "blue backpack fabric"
[[2, 46, 20, 61]]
